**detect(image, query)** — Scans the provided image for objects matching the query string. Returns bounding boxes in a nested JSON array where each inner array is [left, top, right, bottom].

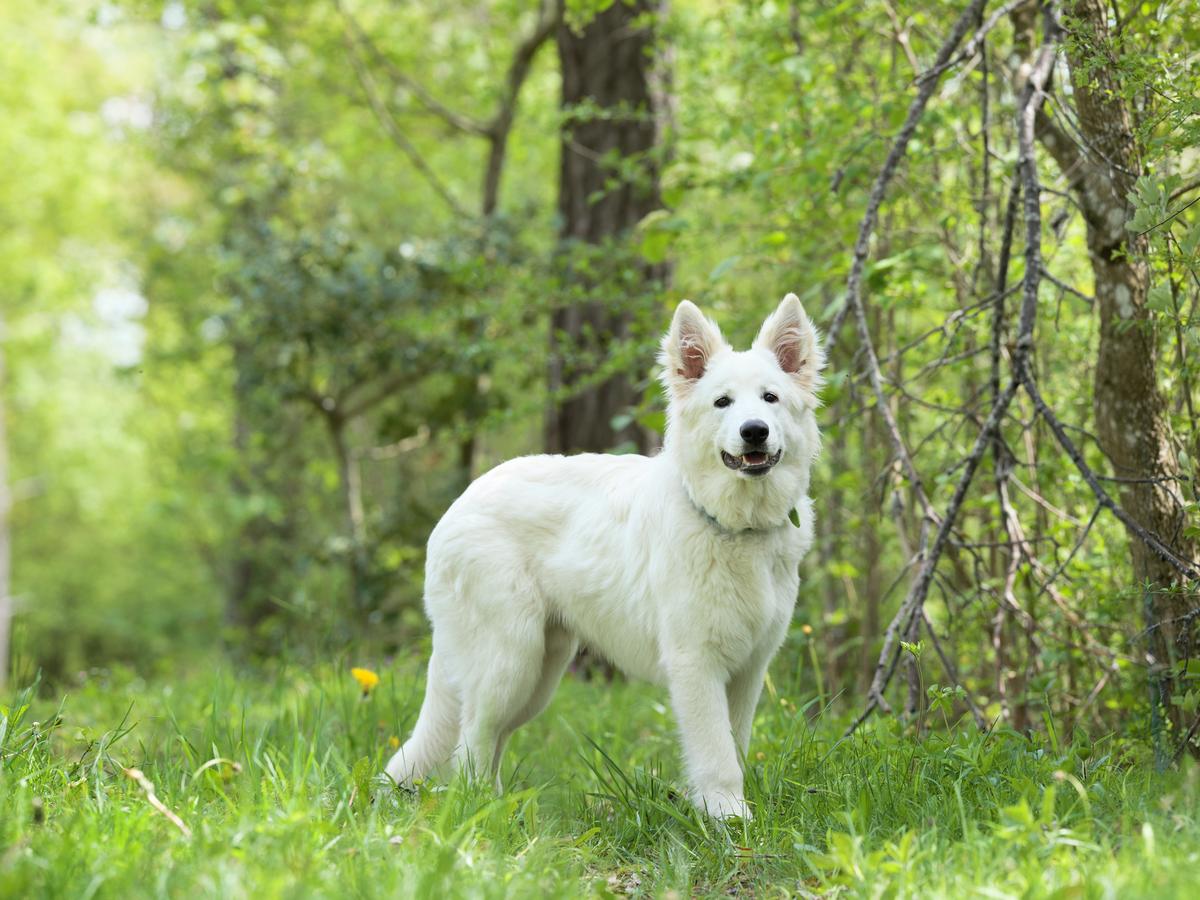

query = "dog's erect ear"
[[754, 293, 824, 393], [659, 300, 726, 391]]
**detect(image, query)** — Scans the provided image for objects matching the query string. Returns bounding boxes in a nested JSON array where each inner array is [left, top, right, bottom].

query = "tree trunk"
[[225, 347, 272, 635], [326, 410, 370, 613], [547, 0, 666, 455], [224, 341, 297, 642], [0, 315, 11, 691], [1027, 2, 1198, 742]]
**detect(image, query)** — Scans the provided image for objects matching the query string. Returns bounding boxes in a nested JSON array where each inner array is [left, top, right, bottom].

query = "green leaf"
[[1147, 283, 1174, 313], [639, 229, 673, 265], [709, 255, 741, 282]]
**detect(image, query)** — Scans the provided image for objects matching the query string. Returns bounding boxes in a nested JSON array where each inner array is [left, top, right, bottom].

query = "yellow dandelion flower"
[[351, 667, 380, 695], [801, 624, 813, 635], [389, 736, 401, 749]]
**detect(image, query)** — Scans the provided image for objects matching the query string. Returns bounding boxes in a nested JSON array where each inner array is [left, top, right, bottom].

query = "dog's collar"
[[683, 485, 799, 536]]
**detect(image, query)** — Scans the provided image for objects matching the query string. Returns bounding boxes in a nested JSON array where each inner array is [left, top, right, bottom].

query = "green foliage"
[[3, 4, 1200, 893]]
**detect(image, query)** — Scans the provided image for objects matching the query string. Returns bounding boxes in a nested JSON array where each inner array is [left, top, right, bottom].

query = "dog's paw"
[[372, 773, 414, 810], [695, 792, 752, 822]]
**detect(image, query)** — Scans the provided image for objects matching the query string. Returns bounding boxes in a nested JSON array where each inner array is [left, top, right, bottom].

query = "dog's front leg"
[[665, 655, 750, 820], [727, 624, 787, 758], [727, 655, 771, 760]]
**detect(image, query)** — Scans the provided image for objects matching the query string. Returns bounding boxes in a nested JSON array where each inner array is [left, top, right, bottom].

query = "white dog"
[[385, 294, 823, 819]]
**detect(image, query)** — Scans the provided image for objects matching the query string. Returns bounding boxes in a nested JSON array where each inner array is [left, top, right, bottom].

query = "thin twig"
[[1168, 173, 1200, 202], [337, 0, 489, 136], [1040, 267, 1093, 304], [1172, 712, 1200, 765], [124, 767, 193, 839], [1135, 193, 1200, 238], [825, 0, 991, 359], [1018, 376, 1200, 581], [922, 609, 988, 728], [338, 7, 470, 218]]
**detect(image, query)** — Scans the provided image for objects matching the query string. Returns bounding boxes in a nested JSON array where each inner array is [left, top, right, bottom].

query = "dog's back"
[[425, 451, 669, 678]]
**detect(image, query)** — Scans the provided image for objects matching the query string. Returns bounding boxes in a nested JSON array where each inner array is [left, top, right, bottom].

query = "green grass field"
[[2, 653, 1198, 898]]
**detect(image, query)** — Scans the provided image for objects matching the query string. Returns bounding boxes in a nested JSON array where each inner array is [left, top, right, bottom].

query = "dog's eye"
[[714, 396, 732, 409], [763, 392, 779, 404]]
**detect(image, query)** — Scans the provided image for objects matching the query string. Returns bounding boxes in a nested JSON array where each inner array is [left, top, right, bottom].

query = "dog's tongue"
[[742, 451, 768, 466]]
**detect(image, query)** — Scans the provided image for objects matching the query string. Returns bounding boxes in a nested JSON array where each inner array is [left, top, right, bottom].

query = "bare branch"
[[339, 16, 471, 219], [847, 9, 1061, 737], [337, 0, 556, 217], [482, 0, 558, 216], [1040, 266, 1093, 304], [847, 377, 1022, 735], [1169, 173, 1200, 202], [336, 0, 490, 137], [941, 0, 1036, 77], [824, 0, 991, 359], [1018, 377, 1200, 581]]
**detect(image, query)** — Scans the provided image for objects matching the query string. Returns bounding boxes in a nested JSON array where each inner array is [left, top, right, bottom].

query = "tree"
[[337, 0, 558, 485], [154, 2, 562, 634], [1014, 1, 1200, 742], [546, 0, 668, 454], [337, 0, 556, 220]]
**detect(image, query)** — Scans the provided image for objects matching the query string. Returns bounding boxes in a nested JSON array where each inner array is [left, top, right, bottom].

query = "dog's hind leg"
[[490, 623, 577, 789], [385, 645, 461, 788], [451, 614, 548, 789]]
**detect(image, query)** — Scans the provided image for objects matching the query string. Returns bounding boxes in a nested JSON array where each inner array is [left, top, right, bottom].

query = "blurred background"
[[2, 0, 1198, 750]]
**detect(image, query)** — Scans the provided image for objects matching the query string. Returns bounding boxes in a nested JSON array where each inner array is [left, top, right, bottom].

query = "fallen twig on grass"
[[124, 767, 192, 839]]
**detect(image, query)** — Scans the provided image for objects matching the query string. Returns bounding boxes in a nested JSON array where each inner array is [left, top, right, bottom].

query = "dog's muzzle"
[[720, 448, 782, 476]]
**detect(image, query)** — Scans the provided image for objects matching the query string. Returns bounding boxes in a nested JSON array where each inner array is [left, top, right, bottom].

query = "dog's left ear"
[[754, 293, 824, 393]]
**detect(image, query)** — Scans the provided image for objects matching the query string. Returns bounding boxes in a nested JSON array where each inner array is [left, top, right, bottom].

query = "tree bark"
[[325, 409, 370, 613], [225, 342, 278, 637], [1026, 2, 1198, 738], [0, 315, 11, 690], [223, 340, 303, 644], [547, 0, 666, 455]]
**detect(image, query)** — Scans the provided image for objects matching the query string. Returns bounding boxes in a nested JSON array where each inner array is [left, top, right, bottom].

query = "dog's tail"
[[384, 649, 460, 787]]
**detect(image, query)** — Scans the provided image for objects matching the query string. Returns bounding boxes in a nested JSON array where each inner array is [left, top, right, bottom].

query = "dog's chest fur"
[[671, 528, 800, 673]]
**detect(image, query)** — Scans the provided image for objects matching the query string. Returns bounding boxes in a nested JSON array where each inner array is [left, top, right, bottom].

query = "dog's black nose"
[[740, 419, 769, 445]]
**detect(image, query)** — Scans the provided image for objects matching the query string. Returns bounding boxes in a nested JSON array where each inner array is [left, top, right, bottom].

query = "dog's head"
[[659, 294, 824, 529]]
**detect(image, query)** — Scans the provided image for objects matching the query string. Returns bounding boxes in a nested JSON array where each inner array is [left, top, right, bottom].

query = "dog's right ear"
[[659, 300, 726, 393]]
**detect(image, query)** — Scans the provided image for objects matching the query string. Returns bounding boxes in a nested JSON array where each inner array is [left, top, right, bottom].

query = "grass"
[[2, 649, 1198, 898]]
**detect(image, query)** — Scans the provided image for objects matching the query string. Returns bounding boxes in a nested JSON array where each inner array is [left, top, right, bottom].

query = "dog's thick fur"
[[385, 295, 823, 819]]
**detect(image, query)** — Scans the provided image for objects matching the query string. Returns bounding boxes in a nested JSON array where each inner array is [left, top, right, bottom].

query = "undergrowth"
[[1, 658, 1197, 898]]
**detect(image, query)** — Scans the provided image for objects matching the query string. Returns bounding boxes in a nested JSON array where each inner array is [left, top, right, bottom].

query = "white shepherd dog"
[[385, 294, 823, 819]]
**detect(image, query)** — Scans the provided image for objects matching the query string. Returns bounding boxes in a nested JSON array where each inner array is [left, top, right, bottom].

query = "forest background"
[[2, 0, 1200, 895]]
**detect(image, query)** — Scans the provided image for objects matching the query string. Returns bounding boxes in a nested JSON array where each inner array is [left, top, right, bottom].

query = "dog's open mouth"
[[721, 448, 782, 476]]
